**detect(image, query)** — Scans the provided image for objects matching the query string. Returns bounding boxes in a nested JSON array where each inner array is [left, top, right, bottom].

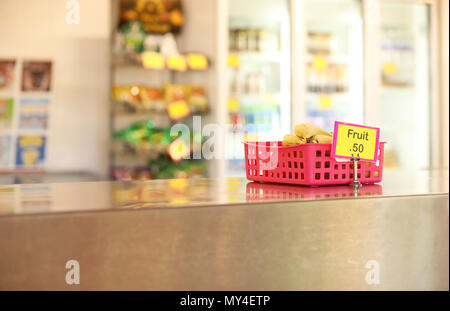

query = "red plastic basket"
[[244, 141, 385, 186]]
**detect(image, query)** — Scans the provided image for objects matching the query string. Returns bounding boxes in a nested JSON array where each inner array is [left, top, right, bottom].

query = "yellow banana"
[[282, 134, 305, 146], [294, 123, 332, 139], [310, 134, 333, 144]]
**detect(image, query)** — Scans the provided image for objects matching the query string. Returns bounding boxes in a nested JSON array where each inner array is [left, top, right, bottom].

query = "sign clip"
[[350, 155, 362, 190]]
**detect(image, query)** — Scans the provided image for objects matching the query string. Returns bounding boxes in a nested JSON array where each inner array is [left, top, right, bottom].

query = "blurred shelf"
[[0, 168, 45, 174], [228, 93, 279, 100], [0, 171, 101, 185], [305, 53, 351, 64], [228, 51, 283, 64], [112, 141, 202, 158], [305, 92, 350, 98], [112, 109, 209, 117], [113, 52, 210, 72], [381, 81, 412, 88], [112, 109, 169, 117]]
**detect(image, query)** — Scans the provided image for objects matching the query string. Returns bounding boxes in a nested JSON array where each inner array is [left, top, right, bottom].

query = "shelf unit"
[[109, 0, 214, 180]]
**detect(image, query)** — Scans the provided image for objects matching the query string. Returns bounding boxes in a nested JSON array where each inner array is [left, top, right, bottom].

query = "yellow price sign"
[[382, 62, 398, 76], [227, 53, 240, 68], [227, 97, 240, 112], [141, 52, 165, 70], [331, 121, 380, 162], [167, 55, 187, 71], [187, 53, 208, 70], [313, 56, 328, 70], [167, 99, 190, 120], [318, 94, 332, 109]]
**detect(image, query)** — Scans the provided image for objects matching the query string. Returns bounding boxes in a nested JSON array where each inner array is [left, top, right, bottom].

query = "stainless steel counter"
[[0, 170, 448, 290]]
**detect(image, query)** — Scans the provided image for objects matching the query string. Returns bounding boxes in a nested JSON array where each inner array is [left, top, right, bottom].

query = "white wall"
[[0, 0, 111, 177], [439, 0, 449, 168]]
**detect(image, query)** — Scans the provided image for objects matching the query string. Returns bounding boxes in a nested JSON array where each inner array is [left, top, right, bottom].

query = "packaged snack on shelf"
[[135, 0, 184, 34], [186, 53, 209, 70], [144, 35, 162, 52], [112, 84, 167, 113], [141, 51, 165, 69], [114, 120, 152, 145], [139, 86, 164, 111], [111, 166, 132, 181], [111, 85, 140, 113], [160, 34, 180, 57], [113, 120, 173, 157], [164, 83, 190, 120], [166, 54, 187, 71], [120, 20, 146, 53], [149, 128, 172, 148], [111, 166, 152, 181], [186, 85, 209, 112], [164, 83, 185, 102], [135, 166, 152, 180], [166, 99, 190, 120], [111, 85, 132, 103]]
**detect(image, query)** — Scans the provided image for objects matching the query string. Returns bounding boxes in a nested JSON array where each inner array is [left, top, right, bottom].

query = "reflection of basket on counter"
[[244, 141, 385, 186], [246, 182, 383, 201]]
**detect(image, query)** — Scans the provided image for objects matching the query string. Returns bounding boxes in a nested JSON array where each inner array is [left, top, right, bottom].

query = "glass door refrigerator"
[[377, 1, 432, 171], [293, 0, 436, 172], [225, 0, 291, 177], [299, 0, 365, 132]]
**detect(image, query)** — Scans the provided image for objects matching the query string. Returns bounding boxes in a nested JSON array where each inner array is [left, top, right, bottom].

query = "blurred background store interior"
[[0, 0, 448, 184]]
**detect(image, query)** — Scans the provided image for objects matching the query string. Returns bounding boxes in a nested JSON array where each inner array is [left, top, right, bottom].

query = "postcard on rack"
[[0, 98, 14, 129], [0, 59, 16, 92], [21, 61, 52, 92], [15, 135, 46, 167], [19, 98, 50, 130], [0, 135, 12, 167]]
